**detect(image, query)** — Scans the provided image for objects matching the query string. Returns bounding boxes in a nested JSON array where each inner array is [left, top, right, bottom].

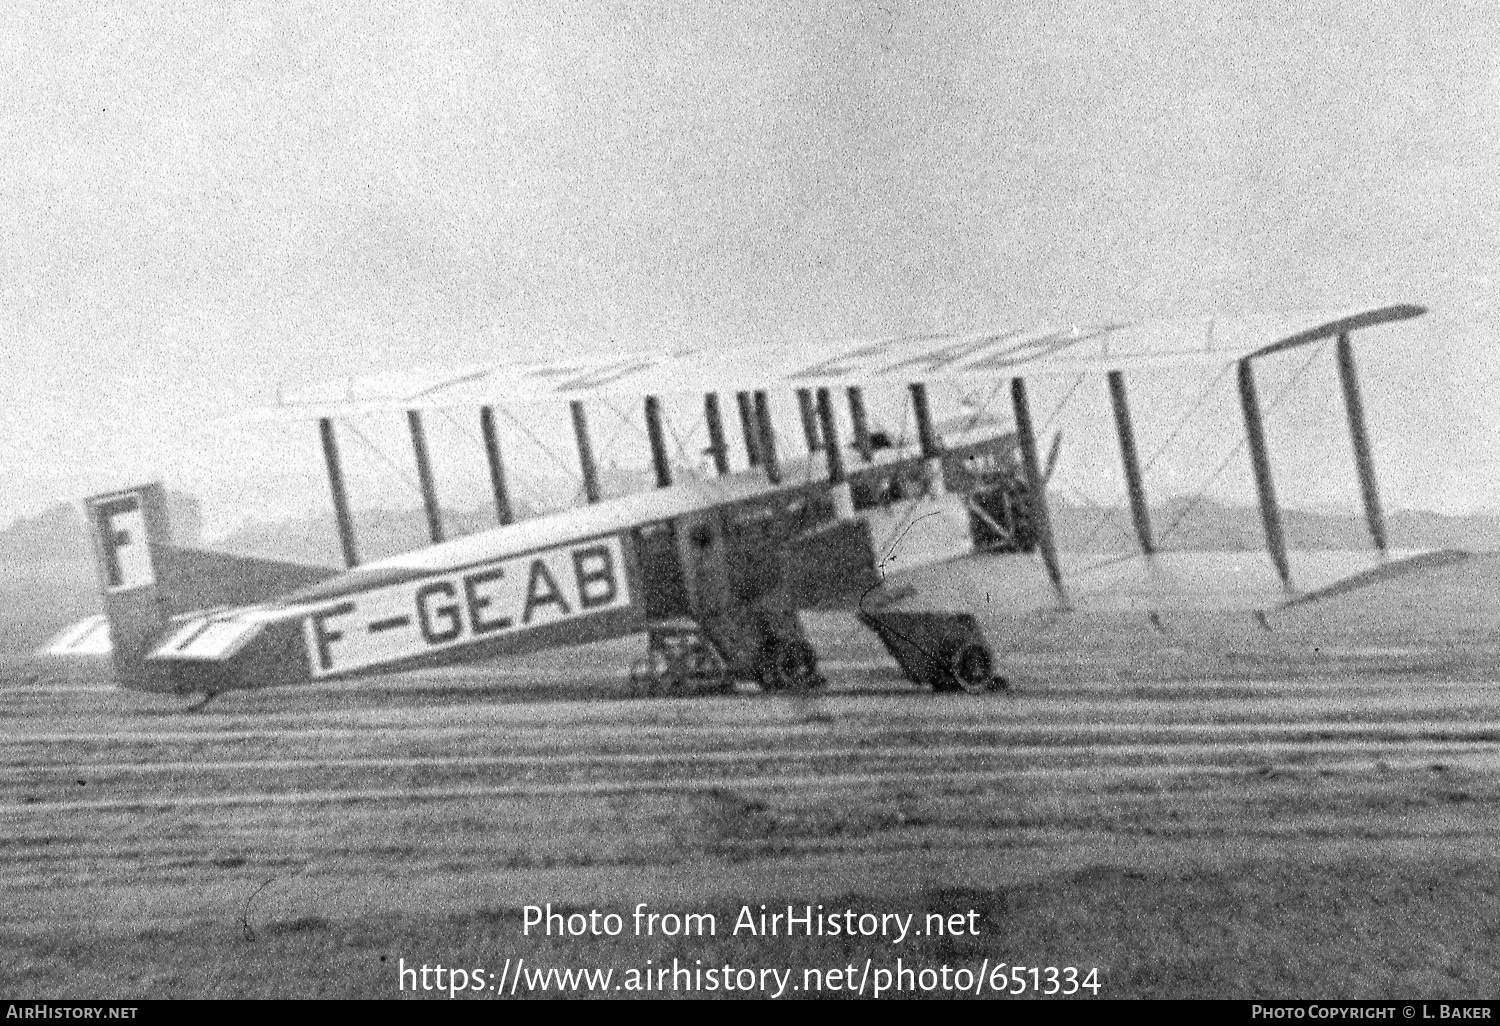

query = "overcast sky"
[[2, 0, 1497, 535]]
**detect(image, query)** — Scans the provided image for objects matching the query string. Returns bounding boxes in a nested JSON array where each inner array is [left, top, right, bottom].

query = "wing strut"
[[644, 395, 673, 489], [736, 391, 762, 468], [703, 393, 731, 476], [1011, 378, 1068, 605], [752, 391, 783, 485], [1236, 360, 1291, 585], [816, 387, 855, 518], [814, 389, 846, 484], [317, 417, 360, 569], [406, 410, 445, 544], [478, 406, 515, 526], [570, 400, 602, 504], [908, 382, 946, 495], [1106, 371, 1156, 555], [909, 382, 942, 457], [1336, 333, 1388, 554], [796, 388, 823, 452], [847, 386, 873, 462]]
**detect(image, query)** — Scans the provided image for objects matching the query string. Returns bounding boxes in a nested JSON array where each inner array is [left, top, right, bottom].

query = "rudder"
[[85, 482, 172, 689]]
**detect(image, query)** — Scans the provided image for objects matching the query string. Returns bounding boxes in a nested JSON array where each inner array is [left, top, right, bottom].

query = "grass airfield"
[[3, 555, 1500, 999]]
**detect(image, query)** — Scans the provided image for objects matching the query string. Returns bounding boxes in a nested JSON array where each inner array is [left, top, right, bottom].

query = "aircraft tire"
[[686, 646, 732, 695], [950, 642, 995, 695], [629, 650, 684, 698], [758, 638, 820, 693], [929, 664, 961, 693], [931, 642, 997, 694], [627, 658, 652, 697]]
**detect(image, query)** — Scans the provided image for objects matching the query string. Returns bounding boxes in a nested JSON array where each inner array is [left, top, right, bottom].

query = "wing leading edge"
[[245, 304, 1425, 421]]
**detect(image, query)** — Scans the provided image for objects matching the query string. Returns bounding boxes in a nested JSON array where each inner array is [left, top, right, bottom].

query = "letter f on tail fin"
[[85, 482, 172, 689]]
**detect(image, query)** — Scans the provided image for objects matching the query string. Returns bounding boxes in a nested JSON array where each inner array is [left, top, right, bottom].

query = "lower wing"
[[872, 546, 1470, 615]]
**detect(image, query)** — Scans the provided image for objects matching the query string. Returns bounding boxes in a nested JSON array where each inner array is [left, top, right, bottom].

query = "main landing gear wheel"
[[629, 628, 733, 697], [757, 638, 825, 693], [628, 649, 682, 697], [686, 644, 734, 695], [934, 642, 1006, 694]]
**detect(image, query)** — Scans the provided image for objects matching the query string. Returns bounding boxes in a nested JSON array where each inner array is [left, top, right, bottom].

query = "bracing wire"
[[594, 397, 704, 484], [963, 377, 1008, 431], [957, 367, 1084, 432], [1134, 362, 1238, 478], [662, 407, 704, 475], [435, 407, 486, 451], [1077, 344, 1327, 570], [599, 397, 644, 439], [497, 405, 583, 484], [1041, 374, 1087, 432], [592, 398, 638, 468], [342, 418, 424, 498], [433, 406, 549, 514], [1069, 362, 1238, 557], [1152, 344, 1325, 550]]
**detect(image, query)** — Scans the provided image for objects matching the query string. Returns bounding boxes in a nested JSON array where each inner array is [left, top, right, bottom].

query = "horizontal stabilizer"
[[39, 615, 112, 657]]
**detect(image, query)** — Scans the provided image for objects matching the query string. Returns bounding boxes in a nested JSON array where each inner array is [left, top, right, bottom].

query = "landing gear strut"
[[628, 626, 732, 697], [859, 610, 1008, 693]]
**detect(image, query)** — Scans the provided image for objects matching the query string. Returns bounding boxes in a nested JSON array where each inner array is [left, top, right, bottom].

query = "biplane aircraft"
[[41, 302, 1468, 701]]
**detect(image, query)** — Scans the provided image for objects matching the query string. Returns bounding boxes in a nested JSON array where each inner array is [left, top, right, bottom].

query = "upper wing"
[[244, 304, 1423, 421]]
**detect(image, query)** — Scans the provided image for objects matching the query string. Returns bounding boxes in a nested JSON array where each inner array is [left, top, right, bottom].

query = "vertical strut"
[[909, 381, 945, 494], [318, 417, 360, 569], [570, 400, 602, 504], [1336, 333, 1388, 554], [847, 386, 873, 461], [407, 410, 444, 544], [796, 388, 822, 451], [644, 395, 672, 489], [752, 390, 782, 485], [1237, 360, 1290, 586], [703, 393, 731, 476], [1106, 371, 1155, 555], [478, 406, 514, 526], [816, 387, 853, 518], [736, 391, 762, 467], [908, 382, 942, 458], [1010, 378, 1067, 604], [814, 388, 846, 484]]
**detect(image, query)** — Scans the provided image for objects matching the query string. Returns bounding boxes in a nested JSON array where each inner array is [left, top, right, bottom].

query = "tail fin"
[[83, 482, 339, 691], [84, 483, 172, 688]]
